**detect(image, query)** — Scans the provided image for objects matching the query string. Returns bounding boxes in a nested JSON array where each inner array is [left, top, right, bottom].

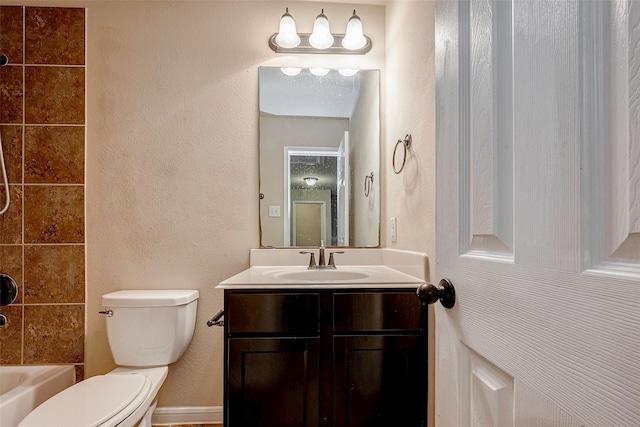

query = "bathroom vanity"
[[217, 249, 430, 427]]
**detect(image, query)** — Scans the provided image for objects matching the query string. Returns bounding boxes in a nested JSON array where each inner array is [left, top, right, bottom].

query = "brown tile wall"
[[0, 6, 85, 377]]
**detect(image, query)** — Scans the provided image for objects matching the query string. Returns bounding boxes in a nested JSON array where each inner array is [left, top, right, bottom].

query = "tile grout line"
[[20, 4, 25, 365]]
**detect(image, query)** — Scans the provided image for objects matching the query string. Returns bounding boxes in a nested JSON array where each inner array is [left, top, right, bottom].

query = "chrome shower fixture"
[[0, 53, 10, 215]]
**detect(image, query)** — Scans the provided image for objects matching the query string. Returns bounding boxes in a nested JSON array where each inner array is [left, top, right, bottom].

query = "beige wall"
[[349, 69, 380, 246], [384, 0, 436, 260], [81, 0, 386, 408], [385, 1, 436, 425]]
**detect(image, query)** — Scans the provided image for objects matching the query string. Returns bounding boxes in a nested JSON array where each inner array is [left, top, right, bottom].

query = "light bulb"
[[309, 10, 334, 49], [304, 177, 318, 186], [342, 10, 366, 50], [275, 8, 301, 48], [281, 67, 302, 76], [338, 68, 359, 77], [310, 67, 330, 76]]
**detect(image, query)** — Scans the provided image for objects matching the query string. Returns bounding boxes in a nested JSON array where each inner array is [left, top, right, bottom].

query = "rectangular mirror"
[[259, 66, 380, 248]]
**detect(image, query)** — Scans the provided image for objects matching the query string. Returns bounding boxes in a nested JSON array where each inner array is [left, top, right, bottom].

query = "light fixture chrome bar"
[[269, 33, 372, 55]]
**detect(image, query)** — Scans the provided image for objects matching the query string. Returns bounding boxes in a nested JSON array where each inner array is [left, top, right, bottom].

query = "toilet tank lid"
[[102, 290, 199, 307]]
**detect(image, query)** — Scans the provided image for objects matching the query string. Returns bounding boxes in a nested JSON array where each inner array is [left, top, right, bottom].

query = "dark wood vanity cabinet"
[[223, 289, 428, 427]]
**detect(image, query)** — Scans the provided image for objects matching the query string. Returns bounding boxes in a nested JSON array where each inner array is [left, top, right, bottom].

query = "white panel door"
[[337, 131, 350, 246], [436, 0, 640, 426]]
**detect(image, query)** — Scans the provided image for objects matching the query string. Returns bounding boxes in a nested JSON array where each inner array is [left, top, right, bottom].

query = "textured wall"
[[384, 0, 436, 259], [1, 0, 393, 413], [82, 1, 385, 409], [385, 2, 436, 425], [0, 5, 86, 381], [349, 70, 380, 247]]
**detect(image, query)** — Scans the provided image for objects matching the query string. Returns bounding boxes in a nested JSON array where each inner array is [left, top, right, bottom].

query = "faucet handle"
[[299, 251, 317, 269], [328, 251, 345, 267]]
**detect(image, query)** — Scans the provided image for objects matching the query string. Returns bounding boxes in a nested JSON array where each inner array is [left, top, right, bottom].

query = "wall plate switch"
[[390, 217, 397, 242], [269, 206, 281, 217]]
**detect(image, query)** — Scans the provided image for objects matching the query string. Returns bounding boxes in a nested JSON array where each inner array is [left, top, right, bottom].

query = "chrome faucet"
[[300, 240, 344, 269], [318, 240, 326, 267]]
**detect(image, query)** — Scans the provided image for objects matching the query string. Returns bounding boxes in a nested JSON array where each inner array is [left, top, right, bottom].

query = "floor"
[[152, 424, 221, 427]]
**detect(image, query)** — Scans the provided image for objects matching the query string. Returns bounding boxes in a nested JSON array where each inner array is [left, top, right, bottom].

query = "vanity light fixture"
[[269, 8, 372, 55], [303, 176, 319, 186]]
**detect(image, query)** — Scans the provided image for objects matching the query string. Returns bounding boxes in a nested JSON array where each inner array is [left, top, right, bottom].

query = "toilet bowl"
[[18, 290, 198, 427]]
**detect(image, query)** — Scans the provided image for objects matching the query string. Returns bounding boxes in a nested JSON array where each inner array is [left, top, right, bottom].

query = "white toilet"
[[19, 289, 199, 427]]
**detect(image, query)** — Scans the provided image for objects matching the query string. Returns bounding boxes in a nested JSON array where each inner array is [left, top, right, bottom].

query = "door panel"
[[294, 202, 325, 246], [584, 0, 640, 274], [463, 0, 514, 258], [460, 344, 513, 427], [333, 335, 426, 427], [436, 0, 640, 425], [228, 337, 320, 427], [337, 131, 350, 246]]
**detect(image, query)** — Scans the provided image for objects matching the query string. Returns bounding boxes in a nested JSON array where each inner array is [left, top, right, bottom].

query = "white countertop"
[[217, 265, 425, 290]]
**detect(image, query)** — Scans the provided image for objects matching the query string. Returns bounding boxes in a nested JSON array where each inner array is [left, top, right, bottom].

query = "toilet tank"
[[101, 290, 199, 367]]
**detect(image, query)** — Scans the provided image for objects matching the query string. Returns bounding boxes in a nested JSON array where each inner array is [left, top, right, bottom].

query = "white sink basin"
[[217, 265, 425, 289], [273, 269, 371, 282]]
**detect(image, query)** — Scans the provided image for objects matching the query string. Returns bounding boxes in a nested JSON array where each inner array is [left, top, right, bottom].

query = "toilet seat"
[[18, 373, 152, 427]]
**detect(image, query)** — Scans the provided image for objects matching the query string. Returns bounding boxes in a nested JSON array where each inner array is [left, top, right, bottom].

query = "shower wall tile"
[[0, 305, 22, 364], [0, 126, 22, 184], [0, 6, 23, 65], [25, 7, 85, 66], [24, 245, 85, 303], [1, 5, 85, 373], [25, 126, 84, 183], [24, 185, 84, 243], [25, 66, 85, 124], [75, 364, 84, 382], [23, 304, 84, 363], [0, 245, 23, 304], [0, 65, 23, 123], [0, 185, 22, 244]]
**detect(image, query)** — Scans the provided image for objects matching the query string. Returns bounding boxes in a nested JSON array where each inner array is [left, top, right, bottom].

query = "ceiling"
[[290, 155, 339, 190], [259, 66, 361, 118]]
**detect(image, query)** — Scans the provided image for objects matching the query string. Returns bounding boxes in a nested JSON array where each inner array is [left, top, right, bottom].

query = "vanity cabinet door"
[[333, 335, 427, 427], [332, 291, 427, 427], [227, 337, 320, 427]]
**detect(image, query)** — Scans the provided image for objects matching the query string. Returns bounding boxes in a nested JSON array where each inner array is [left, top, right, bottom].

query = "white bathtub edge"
[[0, 365, 76, 427]]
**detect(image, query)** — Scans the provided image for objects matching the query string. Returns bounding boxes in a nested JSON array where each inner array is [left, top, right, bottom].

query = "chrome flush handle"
[[98, 310, 113, 317]]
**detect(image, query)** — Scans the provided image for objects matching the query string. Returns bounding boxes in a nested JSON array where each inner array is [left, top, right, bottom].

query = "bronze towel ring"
[[393, 134, 412, 174], [364, 172, 374, 197]]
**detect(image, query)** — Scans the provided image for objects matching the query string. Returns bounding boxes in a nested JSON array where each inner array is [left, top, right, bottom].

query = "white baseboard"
[[151, 406, 223, 425]]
